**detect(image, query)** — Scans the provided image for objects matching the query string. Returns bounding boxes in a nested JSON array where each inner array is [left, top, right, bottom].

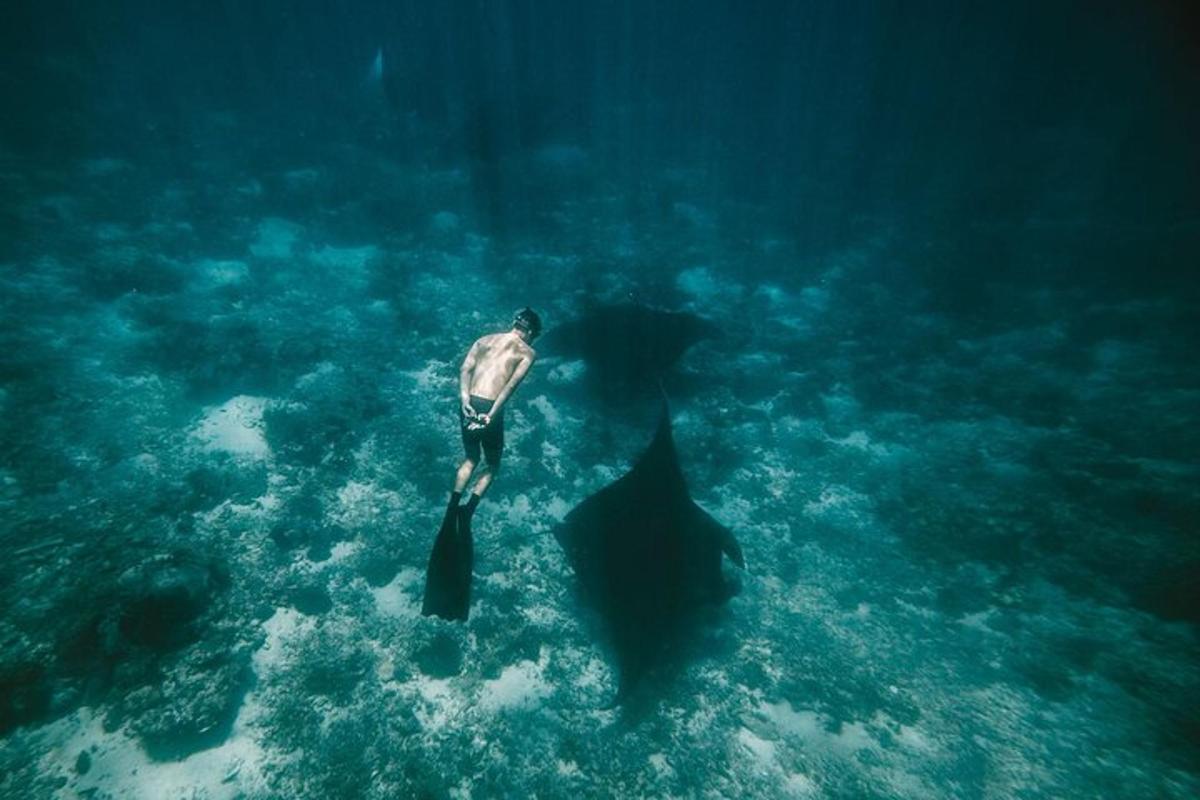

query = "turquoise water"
[[1, 3, 1197, 798]]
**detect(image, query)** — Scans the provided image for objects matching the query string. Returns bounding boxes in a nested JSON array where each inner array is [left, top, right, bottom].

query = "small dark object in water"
[[290, 584, 333, 616]]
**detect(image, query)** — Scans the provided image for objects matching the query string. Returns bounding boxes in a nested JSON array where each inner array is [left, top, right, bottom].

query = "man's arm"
[[485, 355, 533, 419], [459, 339, 483, 414]]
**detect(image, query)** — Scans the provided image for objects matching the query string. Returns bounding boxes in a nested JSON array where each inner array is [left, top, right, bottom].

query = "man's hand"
[[476, 413, 491, 427], [461, 401, 475, 419]]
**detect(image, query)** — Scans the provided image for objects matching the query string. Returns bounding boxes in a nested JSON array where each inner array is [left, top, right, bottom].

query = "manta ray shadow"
[[539, 303, 719, 408], [554, 399, 746, 704]]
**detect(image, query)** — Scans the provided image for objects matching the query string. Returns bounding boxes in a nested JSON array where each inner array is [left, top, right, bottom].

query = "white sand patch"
[[483, 569, 517, 591], [686, 700, 719, 737], [754, 284, 788, 306], [309, 244, 379, 274], [47, 608, 317, 799], [35, 611, 315, 800], [960, 609, 997, 632], [676, 266, 742, 304], [320, 540, 360, 565], [410, 675, 466, 731], [544, 495, 571, 522], [295, 360, 337, 390], [783, 772, 819, 797], [821, 386, 862, 423], [226, 492, 280, 521], [503, 493, 534, 527], [577, 463, 622, 491], [799, 285, 830, 312], [92, 222, 129, 241], [648, 752, 674, 777], [40, 707, 272, 800], [826, 429, 892, 457], [547, 359, 586, 385], [330, 479, 405, 528], [557, 648, 611, 696], [235, 178, 262, 197], [760, 701, 876, 757], [192, 396, 270, 460], [430, 210, 461, 232], [479, 650, 552, 712], [757, 454, 798, 499], [672, 202, 713, 227], [521, 601, 567, 627], [541, 441, 566, 479], [735, 352, 786, 373], [371, 569, 423, 618], [255, 488, 284, 514], [528, 394, 561, 427], [197, 258, 250, 286], [803, 485, 870, 521], [1089, 338, 1148, 368], [403, 359, 454, 393], [734, 718, 820, 797], [282, 167, 320, 185], [712, 489, 764, 539], [737, 726, 778, 768], [776, 315, 815, 336], [254, 607, 315, 676], [894, 722, 935, 753], [249, 217, 303, 259]]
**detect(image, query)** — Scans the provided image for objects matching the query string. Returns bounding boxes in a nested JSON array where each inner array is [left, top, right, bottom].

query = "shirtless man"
[[448, 307, 541, 521]]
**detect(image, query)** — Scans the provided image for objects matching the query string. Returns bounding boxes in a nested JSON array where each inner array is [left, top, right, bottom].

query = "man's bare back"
[[464, 332, 535, 402]]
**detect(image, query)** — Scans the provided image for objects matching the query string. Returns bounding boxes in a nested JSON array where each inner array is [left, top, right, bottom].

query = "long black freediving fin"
[[421, 504, 473, 621]]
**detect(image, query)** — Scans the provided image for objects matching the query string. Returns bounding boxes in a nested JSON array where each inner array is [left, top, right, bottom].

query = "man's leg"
[[443, 460, 475, 522], [455, 410, 483, 500], [460, 419, 501, 520], [461, 456, 499, 520], [470, 463, 497, 497], [454, 459, 477, 494]]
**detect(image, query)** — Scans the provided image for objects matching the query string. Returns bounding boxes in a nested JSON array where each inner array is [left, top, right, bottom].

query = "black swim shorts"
[[461, 394, 504, 466]]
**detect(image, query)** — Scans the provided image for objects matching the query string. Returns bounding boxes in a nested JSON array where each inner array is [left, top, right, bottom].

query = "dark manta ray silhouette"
[[540, 304, 717, 389], [554, 402, 745, 699]]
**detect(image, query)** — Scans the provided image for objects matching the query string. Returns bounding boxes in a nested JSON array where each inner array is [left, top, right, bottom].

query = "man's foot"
[[461, 492, 482, 521]]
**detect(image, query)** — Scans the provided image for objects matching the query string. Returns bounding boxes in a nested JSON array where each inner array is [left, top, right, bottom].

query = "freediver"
[[449, 306, 541, 520], [423, 307, 541, 620]]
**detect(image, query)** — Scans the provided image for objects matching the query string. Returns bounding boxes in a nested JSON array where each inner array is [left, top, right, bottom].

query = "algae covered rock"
[[115, 552, 228, 651]]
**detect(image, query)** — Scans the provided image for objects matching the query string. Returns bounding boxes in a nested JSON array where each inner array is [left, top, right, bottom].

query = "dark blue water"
[[1, 2, 1197, 798]]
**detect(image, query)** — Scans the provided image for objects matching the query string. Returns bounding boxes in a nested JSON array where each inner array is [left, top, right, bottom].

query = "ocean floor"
[[1, 135, 1197, 799]]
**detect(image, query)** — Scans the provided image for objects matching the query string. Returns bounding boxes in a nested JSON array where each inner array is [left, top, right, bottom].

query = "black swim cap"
[[513, 307, 542, 339]]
